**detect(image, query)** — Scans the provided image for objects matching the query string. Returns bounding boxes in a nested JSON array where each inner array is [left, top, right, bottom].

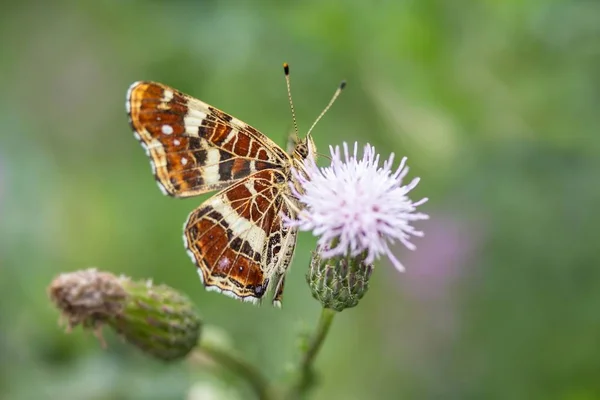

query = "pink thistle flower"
[[288, 142, 429, 272]]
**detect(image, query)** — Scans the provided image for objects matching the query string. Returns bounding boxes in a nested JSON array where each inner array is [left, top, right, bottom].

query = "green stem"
[[290, 307, 337, 398], [301, 307, 336, 371], [199, 342, 274, 400]]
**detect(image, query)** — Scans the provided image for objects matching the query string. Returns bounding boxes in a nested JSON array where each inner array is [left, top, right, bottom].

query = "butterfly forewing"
[[127, 81, 288, 197]]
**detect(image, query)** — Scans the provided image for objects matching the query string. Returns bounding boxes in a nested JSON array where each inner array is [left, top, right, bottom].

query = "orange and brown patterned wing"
[[183, 169, 298, 305], [127, 81, 289, 197]]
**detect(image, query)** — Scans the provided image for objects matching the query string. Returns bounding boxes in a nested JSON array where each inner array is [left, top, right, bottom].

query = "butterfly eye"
[[296, 144, 308, 158]]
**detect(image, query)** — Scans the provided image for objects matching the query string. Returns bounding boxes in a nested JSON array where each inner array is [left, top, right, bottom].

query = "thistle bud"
[[306, 252, 373, 311], [48, 268, 201, 361]]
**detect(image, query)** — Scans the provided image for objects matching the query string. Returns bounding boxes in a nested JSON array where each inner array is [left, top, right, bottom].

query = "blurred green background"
[[1, 0, 599, 399]]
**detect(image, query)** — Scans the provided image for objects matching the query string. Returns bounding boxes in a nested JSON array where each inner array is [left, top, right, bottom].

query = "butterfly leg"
[[271, 271, 287, 308]]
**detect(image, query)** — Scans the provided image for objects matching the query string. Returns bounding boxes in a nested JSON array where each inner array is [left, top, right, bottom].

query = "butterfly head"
[[290, 134, 317, 199], [292, 134, 316, 162]]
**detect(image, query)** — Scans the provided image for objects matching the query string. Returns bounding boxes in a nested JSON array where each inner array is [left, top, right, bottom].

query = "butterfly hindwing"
[[183, 169, 297, 304]]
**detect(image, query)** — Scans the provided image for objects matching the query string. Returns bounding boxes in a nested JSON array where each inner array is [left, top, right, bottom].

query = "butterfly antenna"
[[283, 63, 299, 140], [307, 80, 346, 137]]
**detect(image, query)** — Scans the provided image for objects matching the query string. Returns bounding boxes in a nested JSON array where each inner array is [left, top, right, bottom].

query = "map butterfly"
[[126, 64, 344, 306]]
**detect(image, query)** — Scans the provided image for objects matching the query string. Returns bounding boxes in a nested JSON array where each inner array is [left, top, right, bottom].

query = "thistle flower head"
[[288, 142, 429, 272]]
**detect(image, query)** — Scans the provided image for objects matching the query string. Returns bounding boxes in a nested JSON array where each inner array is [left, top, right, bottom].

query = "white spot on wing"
[[181, 157, 188, 166], [161, 89, 174, 103], [203, 148, 221, 185], [184, 107, 208, 136], [174, 139, 181, 146], [161, 125, 173, 135]]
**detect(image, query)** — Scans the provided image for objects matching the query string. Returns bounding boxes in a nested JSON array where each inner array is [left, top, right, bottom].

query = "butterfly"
[[126, 65, 344, 306]]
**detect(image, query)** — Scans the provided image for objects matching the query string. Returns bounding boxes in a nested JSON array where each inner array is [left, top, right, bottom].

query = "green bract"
[[306, 252, 373, 312]]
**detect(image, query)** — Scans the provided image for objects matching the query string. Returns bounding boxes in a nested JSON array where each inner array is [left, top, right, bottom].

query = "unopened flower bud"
[[306, 252, 373, 311], [48, 268, 201, 361]]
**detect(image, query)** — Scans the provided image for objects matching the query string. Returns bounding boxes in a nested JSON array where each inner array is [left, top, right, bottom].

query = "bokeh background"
[[1, 1, 599, 399]]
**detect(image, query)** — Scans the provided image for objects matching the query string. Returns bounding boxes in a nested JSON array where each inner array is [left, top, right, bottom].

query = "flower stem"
[[301, 307, 336, 370], [290, 307, 337, 398], [199, 342, 274, 400]]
